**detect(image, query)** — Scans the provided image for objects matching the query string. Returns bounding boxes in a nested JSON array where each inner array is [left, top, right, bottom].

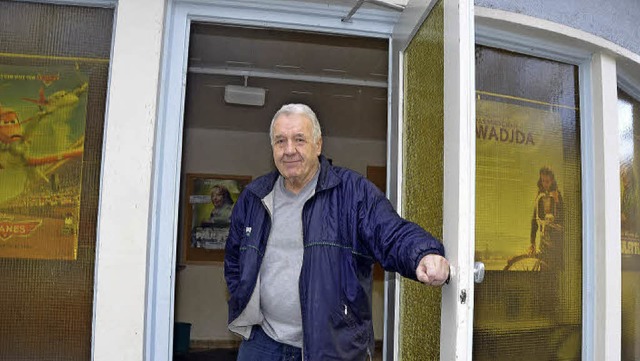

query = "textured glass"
[[618, 89, 640, 361], [0, 1, 112, 360], [474, 46, 582, 360], [398, 1, 444, 360]]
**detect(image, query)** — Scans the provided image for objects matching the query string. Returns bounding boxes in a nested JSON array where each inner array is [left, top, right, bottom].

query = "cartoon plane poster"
[[0, 65, 88, 260]]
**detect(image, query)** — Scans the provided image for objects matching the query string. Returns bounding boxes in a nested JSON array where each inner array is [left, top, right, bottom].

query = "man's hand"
[[416, 254, 450, 286]]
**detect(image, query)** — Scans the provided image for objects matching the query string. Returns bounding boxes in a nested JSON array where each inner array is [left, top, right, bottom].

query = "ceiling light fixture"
[[224, 75, 266, 107]]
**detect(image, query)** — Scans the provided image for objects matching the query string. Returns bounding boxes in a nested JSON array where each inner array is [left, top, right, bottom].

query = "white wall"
[[475, 0, 640, 55], [175, 127, 387, 342], [92, 0, 167, 360]]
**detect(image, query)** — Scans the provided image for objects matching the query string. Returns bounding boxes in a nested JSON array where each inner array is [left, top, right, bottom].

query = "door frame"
[[149, 1, 402, 360], [389, 1, 476, 360]]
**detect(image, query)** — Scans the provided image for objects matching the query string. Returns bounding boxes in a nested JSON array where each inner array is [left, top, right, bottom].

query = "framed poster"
[[182, 173, 250, 264]]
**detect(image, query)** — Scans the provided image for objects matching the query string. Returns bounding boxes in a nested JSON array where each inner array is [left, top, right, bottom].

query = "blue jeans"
[[237, 326, 302, 361]]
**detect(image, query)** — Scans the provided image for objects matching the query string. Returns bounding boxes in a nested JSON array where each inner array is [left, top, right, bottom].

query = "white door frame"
[[148, 2, 400, 360], [389, 1, 476, 360], [439, 0, 476, 359]]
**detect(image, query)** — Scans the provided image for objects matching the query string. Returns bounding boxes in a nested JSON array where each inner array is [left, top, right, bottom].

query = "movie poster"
[[182, 174, 250, 264], [188, 177, 246, 250], [620, 98, 640, 263], [475, 93, 576, 271], [0, 65, 88, 260], [621, 162, 640, 258]]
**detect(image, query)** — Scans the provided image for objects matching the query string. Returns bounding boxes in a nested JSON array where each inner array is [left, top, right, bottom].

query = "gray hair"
[[269, 103, 322, 144]]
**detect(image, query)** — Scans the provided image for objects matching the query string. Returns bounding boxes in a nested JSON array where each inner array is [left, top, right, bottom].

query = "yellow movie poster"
[[620, 158, 640, 260], [476, 93, 578, 271], [0, 65, 88, 260], [621, 146, 640, 258]]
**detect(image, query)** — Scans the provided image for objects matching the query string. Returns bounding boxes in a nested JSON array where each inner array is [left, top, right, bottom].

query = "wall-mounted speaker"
[[224, 85, 266, 107]]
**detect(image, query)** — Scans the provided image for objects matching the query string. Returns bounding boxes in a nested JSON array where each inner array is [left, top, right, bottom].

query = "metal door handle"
[[474, 261, 485, 283]]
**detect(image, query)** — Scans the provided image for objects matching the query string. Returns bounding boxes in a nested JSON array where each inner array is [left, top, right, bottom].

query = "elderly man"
[[224, 103, 449, 361]]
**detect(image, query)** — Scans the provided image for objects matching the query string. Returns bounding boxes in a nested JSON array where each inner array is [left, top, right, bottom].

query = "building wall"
[[476, 0, 640, 55], [176, 128, 387, 342]]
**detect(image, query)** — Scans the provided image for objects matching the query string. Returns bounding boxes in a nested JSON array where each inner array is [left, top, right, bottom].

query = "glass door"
[[390, 0, 475, 359]]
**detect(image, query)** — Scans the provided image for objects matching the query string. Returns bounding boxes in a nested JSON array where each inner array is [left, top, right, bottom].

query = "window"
[[0, 2, 113, 359], [474, 46, 582, 360], [618, 88, 640, 361]]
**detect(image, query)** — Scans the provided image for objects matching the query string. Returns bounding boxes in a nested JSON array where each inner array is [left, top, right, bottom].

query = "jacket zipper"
[[299, 182, 344, 360], [236, 196, 272, 319], [299, 194, 312, 361], [299, 186, 323, 361]]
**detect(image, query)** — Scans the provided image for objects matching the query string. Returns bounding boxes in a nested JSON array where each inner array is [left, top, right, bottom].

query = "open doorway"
[[173, 23, 389, 360]]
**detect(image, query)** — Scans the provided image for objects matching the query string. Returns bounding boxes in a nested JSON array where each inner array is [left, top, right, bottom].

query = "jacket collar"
[[246, 154, 341, 199], [316, 154, 341, 192]]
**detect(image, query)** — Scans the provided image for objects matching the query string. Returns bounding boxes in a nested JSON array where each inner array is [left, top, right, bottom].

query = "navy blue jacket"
[[224, 155, 444, 360]]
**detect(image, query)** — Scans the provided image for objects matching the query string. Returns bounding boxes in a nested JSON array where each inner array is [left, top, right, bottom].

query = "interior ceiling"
[[184, 22, 389, 141]]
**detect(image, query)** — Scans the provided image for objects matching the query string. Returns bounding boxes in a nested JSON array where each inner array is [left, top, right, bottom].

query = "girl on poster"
[[529, 166, 564, 271]]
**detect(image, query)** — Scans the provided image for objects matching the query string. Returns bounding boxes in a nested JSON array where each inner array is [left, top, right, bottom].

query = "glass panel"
[[399, 1, 444, 359], [474, 46, 582, 360], [0, 1, 113, 359], [619, 89, 640, 361]]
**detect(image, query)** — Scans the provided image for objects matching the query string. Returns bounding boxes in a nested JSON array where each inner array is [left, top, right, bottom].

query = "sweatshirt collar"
[[247, 154, 341, 198]]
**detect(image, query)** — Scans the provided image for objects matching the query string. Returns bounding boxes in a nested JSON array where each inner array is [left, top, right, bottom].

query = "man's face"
[[272, 113, 322, 185]]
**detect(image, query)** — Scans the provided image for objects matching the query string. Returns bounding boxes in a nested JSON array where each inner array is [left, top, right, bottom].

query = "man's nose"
[[284, 140, 296, 154]]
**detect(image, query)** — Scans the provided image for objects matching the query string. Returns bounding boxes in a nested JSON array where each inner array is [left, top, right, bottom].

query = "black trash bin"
[[174, 322, 192, 355]]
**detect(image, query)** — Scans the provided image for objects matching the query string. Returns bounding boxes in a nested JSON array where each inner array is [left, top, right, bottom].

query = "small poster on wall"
[[0, 64, 88, 260], [182, 173, 251, 264]]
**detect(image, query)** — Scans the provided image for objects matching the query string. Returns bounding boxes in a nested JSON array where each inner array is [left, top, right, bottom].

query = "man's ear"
[[316, 137, 323, 156]]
